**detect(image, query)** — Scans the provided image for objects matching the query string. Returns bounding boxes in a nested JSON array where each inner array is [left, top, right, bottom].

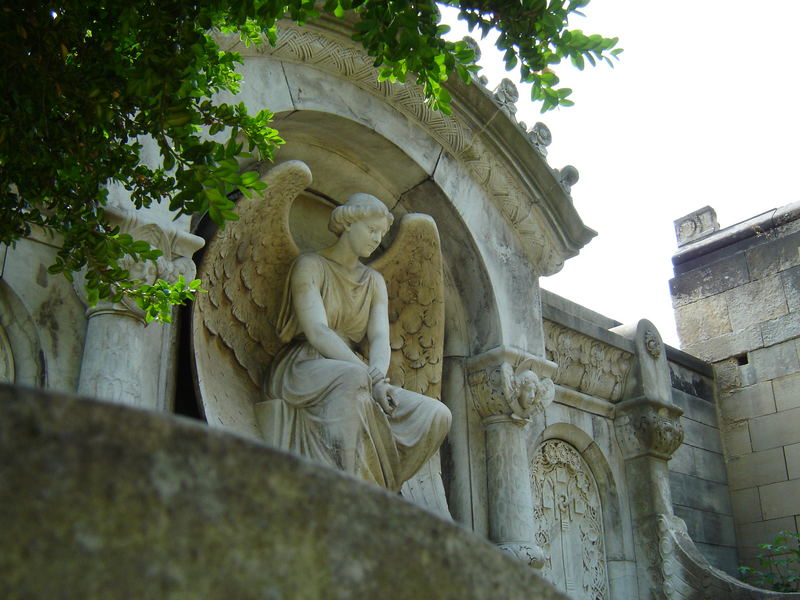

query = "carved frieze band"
[[467, 346, 556, 425], [228, 26, 570, 275], [543, 320, 633, 403]]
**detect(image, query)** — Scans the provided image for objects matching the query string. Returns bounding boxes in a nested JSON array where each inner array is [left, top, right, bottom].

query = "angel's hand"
[[372, 379, 396, 415]]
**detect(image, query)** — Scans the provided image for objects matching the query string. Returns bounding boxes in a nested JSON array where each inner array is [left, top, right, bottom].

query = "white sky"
[[442, 1, 800, 347]]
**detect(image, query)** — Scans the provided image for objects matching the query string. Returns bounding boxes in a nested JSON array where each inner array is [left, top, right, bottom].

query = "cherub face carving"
[[343, 214, 390, 258]]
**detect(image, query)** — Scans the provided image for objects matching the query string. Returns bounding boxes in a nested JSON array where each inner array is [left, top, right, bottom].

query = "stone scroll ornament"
[[193, 160, 451, 512]]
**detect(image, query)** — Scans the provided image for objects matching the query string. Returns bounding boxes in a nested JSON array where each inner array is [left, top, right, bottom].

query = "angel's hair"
[[328, 193, 394, 235]]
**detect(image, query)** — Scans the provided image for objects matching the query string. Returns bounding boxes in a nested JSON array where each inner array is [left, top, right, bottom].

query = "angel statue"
[[193, 160, 452, 506]]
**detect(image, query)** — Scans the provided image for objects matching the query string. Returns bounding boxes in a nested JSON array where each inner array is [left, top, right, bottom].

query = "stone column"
[[76, 207, 203, 409], [467, 345, 556, 568], [611, 320, 684, 598]]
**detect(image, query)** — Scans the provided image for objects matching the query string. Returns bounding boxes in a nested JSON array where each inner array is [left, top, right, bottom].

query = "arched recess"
[[0, 281, 46, 388], [187, 108, 501, 455], [529, 424, 626, 600]]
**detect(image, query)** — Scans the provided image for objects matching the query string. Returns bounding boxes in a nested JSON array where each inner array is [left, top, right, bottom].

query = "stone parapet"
[[0, 384, 570, 600]]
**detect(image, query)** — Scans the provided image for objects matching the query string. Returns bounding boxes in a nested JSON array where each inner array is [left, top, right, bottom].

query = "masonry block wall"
[[667, 349, 737, 574], [670, 203, 800, 567]]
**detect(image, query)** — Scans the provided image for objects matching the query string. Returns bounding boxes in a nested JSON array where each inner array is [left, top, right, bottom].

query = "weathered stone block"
[[721, 421, 752, 457], [682, 419, 723, 454], [669, 442, 695, 476], [730, 487, 762, 524], [761, 310, 800, 347], [692, 543, 739, 578], [669, 361, 715, 401], [750, 406, 800, 451], [670, 471, 733, 515], [714, 358, 742, 393], [669, 253, 750, 307], [693, 447, 728, 483], [671, 389, 718, 427], [719, 382, 776, 423], [683, 325, 763, 363], [674, 505, 736, 546], [0, 386, 569, 600], [759, 478, 800, 520], [727, 447, 787, 490], [786, 442, 800, 480], [749, 340, 800, 382], [737, 516, 797, 551], [725, 275, 788, 332], [774, 372, 800, 411], [783, 265, 800, 312], [745, 229, 800, 278], [675, 294, 732, 347]]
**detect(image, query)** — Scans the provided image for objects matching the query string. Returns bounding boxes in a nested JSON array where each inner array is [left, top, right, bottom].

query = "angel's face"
[[344, 214, 389, 258]]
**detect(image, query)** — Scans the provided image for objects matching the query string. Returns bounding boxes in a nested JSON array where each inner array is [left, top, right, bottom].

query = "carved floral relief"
[[531, 440, 609, 600], [544, 320, 633, 402]]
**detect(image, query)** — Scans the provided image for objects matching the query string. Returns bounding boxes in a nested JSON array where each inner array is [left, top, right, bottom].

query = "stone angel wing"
[[192, 160, 311, 434], [369, 214, 445, 400], [369, 214, 450, 517]]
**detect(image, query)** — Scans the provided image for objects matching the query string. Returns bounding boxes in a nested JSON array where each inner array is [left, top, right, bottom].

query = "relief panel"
[[532, 439, 609, 600]]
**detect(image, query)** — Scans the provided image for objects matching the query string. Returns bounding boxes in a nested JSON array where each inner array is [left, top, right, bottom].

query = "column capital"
[[614, 397, 684, 460], [467, 346, 556, 425], [73, 206, 204, 319]]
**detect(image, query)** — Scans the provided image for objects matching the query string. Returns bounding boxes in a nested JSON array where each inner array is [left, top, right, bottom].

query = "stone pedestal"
[[467, 346, 556, 568]]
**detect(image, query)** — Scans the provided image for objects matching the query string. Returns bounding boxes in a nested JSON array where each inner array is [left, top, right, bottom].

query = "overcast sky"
[[443, 1, 800, 347]]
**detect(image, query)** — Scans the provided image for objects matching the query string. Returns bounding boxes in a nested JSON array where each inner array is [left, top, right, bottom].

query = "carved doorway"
[[531, 439, 608, 600]]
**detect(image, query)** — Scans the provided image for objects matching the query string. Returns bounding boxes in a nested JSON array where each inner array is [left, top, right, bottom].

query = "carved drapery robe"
[[263, 254, 451, 492]]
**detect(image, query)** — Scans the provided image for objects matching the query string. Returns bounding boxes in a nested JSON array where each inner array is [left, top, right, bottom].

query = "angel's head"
[[329, 193, 395, 258]]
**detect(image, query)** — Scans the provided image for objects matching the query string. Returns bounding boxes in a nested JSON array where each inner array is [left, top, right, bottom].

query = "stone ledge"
[[0, 384, 567, 600]]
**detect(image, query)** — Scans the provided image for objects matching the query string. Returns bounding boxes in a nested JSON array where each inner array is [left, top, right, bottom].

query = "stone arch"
[[530, 423, 627, 600], [0, 280, 46, 387]]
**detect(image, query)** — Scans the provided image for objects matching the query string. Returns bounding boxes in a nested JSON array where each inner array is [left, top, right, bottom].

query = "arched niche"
[[188, 109, 501, 429], [529, 424, 627, 600], [0, 281, 46, 388]]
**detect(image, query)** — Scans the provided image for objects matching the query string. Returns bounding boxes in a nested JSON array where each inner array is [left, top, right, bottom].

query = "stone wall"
[[668, 347, 737, 574], [542, 290, 738, 574], [671, 203, 800, 567]]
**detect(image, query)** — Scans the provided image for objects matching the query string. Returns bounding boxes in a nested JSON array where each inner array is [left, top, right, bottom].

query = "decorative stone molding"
[[674, 206, 719, 248], [555, 165, 579, 195], [528, 122, 552, 157], [543, 321, 633, 403], [531, 440, 609, 600], [644, 327, 662, 358], [221, 22, 595, 276], [467, 346, 557, 425], [493, 78, 519, 116], [615, 398, 684, 461], [72, 206, 204, 321]]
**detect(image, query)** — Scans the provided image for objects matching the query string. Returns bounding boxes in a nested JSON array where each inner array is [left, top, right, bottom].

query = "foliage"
[[738, 530, 800, 592], [0, 0, 619, 320]]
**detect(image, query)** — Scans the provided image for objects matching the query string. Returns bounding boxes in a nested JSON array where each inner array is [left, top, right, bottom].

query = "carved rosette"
[[615, 401, 684, 461], [467, 347, 556, 426]]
